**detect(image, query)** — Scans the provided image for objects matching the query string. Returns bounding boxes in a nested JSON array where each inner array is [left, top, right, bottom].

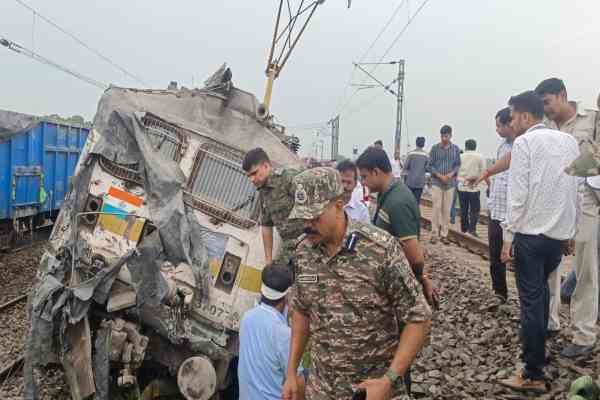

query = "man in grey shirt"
[[429, 125, 461, 244], [404, 136, 429, 203]]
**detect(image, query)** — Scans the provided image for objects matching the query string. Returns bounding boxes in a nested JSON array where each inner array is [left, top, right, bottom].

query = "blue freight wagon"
[[0, 110, 90, 248]]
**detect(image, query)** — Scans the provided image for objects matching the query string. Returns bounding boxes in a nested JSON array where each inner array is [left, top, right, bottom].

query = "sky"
[[1, 0, 599, 159]]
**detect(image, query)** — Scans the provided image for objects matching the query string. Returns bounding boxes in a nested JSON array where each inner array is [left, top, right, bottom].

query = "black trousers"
[[409, 187, 423, 204], [514, 233, 562, 380], [458, 190, 480, 233], [488, 219, 508, 300]]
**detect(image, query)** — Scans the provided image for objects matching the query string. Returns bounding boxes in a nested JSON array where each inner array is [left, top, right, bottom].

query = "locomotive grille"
[[141, 114, 187, 162], [98, 156, 143, 185], [186, 144, 259, 229]]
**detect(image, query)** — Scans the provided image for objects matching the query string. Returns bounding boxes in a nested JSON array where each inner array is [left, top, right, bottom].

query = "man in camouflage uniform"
[[282, 167, 432, 400], [243, 148, 303, 265]]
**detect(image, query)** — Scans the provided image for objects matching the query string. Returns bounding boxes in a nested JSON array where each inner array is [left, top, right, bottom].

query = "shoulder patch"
[[283, 166, 303, 176], [378, 209, 391, 224], [353, 222, 395, 248]]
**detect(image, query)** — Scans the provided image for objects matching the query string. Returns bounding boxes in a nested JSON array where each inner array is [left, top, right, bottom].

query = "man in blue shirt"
[[238, 263, 305, 400], [403, 136, 429, 203], [428, 125, 461, 244]]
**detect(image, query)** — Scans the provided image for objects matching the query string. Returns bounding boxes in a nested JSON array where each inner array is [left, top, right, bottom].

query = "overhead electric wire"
[[356, 0, 407, 63], [1, 36, 108, 90], [336, 0, 432, 117], [286, 121, 330, 130], [13, 0, 146, 86], [334, 0, 406, 115], [342, 77, 398, 117], [375, 0, 431, 72]]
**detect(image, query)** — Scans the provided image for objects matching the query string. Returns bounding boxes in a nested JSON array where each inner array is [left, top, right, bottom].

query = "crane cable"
[[13, 0, 146, 86], [1, 36, 108, 90]]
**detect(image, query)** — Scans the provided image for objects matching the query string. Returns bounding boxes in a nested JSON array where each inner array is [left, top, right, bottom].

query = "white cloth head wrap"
[[261, 283, 290, 300]]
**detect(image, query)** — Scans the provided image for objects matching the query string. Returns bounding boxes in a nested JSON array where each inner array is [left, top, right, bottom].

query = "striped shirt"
[[488, 139, 512, 222], [429, 142, 461, 189]]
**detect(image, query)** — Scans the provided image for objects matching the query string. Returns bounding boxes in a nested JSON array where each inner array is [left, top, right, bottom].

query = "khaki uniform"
[[564, 107, 600, 177], [293, 219, 431, 400], [549, 104, 599, 346], [258, 167, 304, 263]]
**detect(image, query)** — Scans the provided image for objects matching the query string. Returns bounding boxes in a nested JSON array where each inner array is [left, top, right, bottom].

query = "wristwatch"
[[384, 368, 400, 386]]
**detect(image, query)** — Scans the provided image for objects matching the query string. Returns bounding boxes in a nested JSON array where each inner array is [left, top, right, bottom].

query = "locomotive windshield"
[[186, 143, 260, 228]]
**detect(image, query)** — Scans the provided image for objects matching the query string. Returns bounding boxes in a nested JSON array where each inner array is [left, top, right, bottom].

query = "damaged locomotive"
[[25, 66, 301, 400]]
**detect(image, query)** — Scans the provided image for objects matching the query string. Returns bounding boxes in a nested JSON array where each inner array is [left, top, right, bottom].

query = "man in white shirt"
[[336, 159, 370, 223], [499, 91, 579, 394], [457, 139, 485, 236]]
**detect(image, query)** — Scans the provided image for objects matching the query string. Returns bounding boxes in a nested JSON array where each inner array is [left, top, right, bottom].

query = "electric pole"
[[352, 60, 406, 159], [330, 115, 340, 160], [394, 60, 405, 160]]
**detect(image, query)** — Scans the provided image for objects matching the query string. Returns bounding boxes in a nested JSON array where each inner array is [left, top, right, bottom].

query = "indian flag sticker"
[[98, 186, 145, 241]]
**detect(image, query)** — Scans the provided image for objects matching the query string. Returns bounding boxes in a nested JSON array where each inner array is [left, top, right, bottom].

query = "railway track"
[[419, 198, 491, 260], [416, 196, 593, 398], [0, 292, 28, 386], [420, 195, 490, 226], [0, 238, 47, 395], [417, 237, 598, 399], [0, 232, 70, 399], [421, 216, 490, 259], [0, 294, 28, 313], [0, 236, 48, 306]]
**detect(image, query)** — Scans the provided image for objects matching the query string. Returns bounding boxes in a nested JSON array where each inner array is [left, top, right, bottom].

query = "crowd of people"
[[236, 76, 600, 399]]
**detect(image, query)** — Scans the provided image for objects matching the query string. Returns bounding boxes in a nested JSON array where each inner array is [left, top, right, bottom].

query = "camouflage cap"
[[288, 167, 344, 220]]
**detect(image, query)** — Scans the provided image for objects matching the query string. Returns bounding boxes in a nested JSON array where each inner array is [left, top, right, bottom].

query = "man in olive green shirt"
[[356, 146, 438, 309], [370, 170, 420, 241]]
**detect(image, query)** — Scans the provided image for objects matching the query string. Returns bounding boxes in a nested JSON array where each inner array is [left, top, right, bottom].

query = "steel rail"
[[420, 217, 489, 260], [0, 294, 28, 312], [420, 195, 490, 226]]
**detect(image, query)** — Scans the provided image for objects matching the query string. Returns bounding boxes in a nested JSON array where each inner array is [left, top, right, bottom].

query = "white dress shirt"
[[503, 124, 580, 242], [351, 181, 366, 204], [344, 195, 370, 223], [457, 150, 485, 192]]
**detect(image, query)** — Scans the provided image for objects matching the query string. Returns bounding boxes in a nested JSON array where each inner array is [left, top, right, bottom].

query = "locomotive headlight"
[[216, 252, 241, 293]]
